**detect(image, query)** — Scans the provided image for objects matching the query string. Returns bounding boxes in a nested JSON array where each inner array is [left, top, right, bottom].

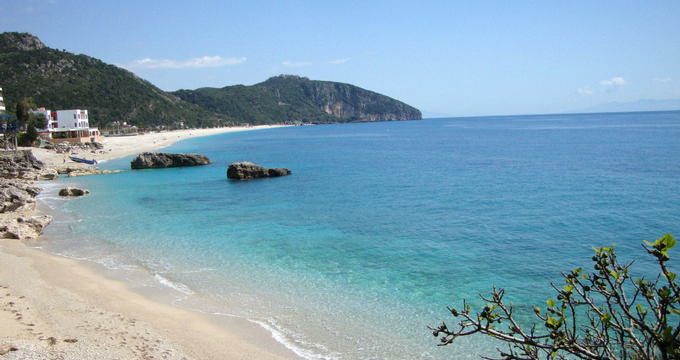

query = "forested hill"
[[0, 32, 225, 129], [0, 32, 422, 128], [173, 75, 422, 124]]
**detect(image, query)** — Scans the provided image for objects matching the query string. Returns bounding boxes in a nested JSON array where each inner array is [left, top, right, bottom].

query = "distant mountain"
[[579, 99, 680, 114], [173, 75, 422, 125], [0, 32, 422, 128], [0, 32, 225, 129]]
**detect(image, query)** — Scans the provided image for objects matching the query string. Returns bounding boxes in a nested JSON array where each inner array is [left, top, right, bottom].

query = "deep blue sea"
[[37, 111, 680, 359]]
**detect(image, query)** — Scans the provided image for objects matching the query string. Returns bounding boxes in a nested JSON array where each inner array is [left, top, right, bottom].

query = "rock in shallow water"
[[130, 152, 211, 169], [226, 162, 292, 180], [58, 187, 90, 197]]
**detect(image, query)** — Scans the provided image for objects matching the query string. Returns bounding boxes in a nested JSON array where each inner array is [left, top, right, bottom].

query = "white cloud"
[[578, 86, 594, 95], [578, 77, 628, 95], [283, 61, 312, 67], [123, 56, 246, 70], [653, 77, 671, 83], [599, 77, 627, 88], [326, 58, 350, 65]]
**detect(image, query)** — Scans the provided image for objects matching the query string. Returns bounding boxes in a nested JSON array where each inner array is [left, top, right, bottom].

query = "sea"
[[36, 111, 680, 359]]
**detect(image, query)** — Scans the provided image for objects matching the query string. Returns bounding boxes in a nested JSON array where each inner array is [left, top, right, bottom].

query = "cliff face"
[[0, 32, 45, 51], [256, 75, 422, 123]]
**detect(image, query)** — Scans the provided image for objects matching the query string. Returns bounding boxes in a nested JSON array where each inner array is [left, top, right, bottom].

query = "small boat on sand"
[[69, 156, 97, 165]]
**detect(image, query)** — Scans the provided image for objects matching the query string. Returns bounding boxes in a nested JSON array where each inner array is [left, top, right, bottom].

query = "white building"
[[32, 108, 103, 143]]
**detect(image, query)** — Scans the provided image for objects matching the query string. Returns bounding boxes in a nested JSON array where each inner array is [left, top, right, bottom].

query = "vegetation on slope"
[[0, 32, 226, 129], [1, 32, 422, 128], [174, 75, 422, 125]]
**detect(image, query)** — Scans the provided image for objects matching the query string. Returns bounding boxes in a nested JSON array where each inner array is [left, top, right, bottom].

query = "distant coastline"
[[577, 99, 680, 114]]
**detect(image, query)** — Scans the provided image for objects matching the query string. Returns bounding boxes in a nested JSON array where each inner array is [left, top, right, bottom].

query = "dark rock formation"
[[227, 162, 292, 180], [130, 152, 212, 169], [58, 187, 90, 197]]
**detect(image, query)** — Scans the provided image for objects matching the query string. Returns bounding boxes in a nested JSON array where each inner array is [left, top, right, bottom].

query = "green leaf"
[[547, 298, 556, 308], [547, 317, 557, 327], [601, 313, 612, 324], [660, 233, 676, 250], [664, 271, 677, 282]]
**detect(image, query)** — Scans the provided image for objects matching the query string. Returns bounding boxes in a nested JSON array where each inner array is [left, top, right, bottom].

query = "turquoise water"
[[38, 112, 680, 359]]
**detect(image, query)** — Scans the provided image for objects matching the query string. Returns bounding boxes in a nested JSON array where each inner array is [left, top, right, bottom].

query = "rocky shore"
[[0, 150, 57, 241]]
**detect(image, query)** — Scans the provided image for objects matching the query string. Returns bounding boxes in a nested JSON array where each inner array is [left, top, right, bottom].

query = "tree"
[[14, 97, 36, 131], [18, 112, 46, 146], [430, 234, 679, 360], [15, 98, 46, 146]]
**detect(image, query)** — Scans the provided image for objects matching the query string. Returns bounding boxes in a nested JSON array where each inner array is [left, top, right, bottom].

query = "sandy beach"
[[31, 125, 283, 167], [1, 126, 300, 359]]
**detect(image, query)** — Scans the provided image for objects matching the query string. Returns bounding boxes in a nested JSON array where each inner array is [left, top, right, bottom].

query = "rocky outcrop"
[[0, 215, 53, 240], [0, 150, 52, 181], [130, 152, 212, 169], [0, 150, 57, 240], [37, 168, 59, 180], [43, 141, 104, 154], [66, 168, 123, 177], [58, 187, 90, 197], [0, 32, 45, 51], [0, 179, 41, 213], [227, 162, 292, 180]]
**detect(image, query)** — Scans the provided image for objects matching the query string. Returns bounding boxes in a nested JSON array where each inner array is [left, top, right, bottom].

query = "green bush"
[[431, 234, 679, 360]]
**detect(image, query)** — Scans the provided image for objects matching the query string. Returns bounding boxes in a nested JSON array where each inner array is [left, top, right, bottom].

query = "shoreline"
[[1, 125, 301, 359], [31, 125, 286, 166]]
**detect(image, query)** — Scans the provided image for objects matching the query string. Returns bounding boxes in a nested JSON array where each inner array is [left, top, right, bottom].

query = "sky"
[[1, 0, 679, 117]]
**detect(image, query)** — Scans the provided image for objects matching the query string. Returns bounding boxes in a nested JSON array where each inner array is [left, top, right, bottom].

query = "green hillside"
[[0, 32, 226, 129], [1, 32, 422, 128], [174, 75, 422, 125]]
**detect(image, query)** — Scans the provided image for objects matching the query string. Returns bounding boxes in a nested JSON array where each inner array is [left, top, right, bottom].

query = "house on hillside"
[[32, 108, 103, 143]]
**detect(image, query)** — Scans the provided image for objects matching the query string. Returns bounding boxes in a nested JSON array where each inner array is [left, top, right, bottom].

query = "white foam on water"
[[153, 273, 195, 295], [249, 318, 341, 360]]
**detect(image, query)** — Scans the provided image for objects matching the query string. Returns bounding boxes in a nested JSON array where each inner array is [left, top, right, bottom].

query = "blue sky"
[[1, 0, 679, 117]]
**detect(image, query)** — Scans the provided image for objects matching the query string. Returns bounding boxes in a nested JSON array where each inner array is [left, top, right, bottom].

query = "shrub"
[[430, 234, 679, 360]]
